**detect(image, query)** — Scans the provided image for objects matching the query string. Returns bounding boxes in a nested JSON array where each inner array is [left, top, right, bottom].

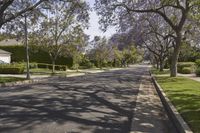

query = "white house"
[[0, 49, 11, 63]]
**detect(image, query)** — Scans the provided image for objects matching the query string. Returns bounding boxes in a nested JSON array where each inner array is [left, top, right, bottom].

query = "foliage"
[[95, 0, 200, 77], [0, 77, 25, 83], [36, 63, 67, 71], [0, 0, 46, 28], [0, 64, 25, 74], [180, 67, 193, 74], [179, 43, 200, 62], [29, 0, 89, 73], [113, 47, 123, 67], [195, 59, 200, 68], [195, 67, 200, 77], [177, 62, 196, 73], [88, 37, 111, 69], [0, 45, 73, 67], [79, 58, 95, 69], [156, 76, 200, 133], [122, 46, 138, 66]]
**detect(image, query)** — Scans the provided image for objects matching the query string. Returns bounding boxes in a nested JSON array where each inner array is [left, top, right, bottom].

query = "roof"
[[0, 49, 11, 55]]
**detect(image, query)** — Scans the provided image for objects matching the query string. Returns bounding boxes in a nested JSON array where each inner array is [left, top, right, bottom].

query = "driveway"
[[0, 65, 176, 133]]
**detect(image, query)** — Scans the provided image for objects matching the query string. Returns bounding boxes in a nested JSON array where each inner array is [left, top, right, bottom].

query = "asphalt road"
[[0, 65, 177, 133]]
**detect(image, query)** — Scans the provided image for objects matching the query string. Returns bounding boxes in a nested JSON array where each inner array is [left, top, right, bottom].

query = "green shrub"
[[196, 67, 200, 77], [0, 45, 73, 67], [71, 64, 79, 70], [180, 67, 193, 74], [0, 66, 25, 74], [30, 63, 38, 69], [195, 59, 200, 68], [177, 62, 196, 73], [80, 58, 95, 69], [37, 63, 50, 69], [37, 63, 67, 71]]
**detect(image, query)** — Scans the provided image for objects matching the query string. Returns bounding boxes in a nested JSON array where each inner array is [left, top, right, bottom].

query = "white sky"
[[84, 0, 117, 40]]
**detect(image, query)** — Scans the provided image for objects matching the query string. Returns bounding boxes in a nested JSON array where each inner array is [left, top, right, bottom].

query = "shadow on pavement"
[[0, 67, 149, 133]]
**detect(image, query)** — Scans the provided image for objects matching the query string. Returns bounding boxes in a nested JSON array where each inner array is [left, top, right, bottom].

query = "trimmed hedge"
[[181, 67, 193, 74], [0, 45, 73, 67], [196, 67, 200, 77], [0, 66, 25, 74], [177, 62, 196, 74]]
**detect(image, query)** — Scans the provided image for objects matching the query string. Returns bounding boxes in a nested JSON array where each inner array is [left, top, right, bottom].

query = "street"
[[0, 65, 176, 133]]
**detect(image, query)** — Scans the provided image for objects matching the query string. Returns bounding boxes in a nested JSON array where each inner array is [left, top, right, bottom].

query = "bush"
[[37, 63, 67, 71], [0, 45, 73, 67], [195, 59, 200, 68], [180, 67, 193, 74], [37, 63, 50, 69], [196, 67, 200, 77], [177, 62, 196, 73], [0, 66, 25, 74], [80, 58, 95, 69], [30, 63, 38, 69]]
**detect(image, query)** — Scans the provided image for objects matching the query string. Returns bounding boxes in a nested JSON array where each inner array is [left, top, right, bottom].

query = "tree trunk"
[[52, 60, 55, 74], [154, 56, 159, 69], [159, 59, 164, 72], [170, 35, 181, 77], [100, 60, 102, 70], [156, 62, 159, 69]]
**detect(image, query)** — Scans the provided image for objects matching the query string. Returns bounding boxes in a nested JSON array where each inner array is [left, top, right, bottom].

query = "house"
[[0, 49, 11, 63]]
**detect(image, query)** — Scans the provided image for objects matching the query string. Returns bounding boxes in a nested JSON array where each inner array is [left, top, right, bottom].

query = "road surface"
[[0, 65, 177, 133]]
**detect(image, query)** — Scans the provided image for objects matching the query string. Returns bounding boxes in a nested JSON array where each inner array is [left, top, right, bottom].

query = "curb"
[[0, 68, 125, 87], [151, 75, 193, 133]]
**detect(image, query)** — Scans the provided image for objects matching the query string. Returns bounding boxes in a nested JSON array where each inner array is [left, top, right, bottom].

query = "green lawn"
[[151, 68, 170, 75], [156, 76, 200, 133], [0, 77, 25, 83]]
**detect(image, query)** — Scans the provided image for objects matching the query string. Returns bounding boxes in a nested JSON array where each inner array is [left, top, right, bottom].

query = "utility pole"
[[24, 14, 30, 79]]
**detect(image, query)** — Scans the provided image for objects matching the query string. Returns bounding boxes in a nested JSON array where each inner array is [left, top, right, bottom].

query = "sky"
[[84, 0, 117, 40]]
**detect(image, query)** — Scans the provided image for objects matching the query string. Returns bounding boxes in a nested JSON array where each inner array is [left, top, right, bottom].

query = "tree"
[[122, 46, 138, 67], [65, 26, 89, 71], [31, 0, 89, 73], [95, 0, 200, 77], [137, 14, 174, 71], [113, 46, 123, 67], [89, 36, 110, 69], [0, 0, 47, 28]]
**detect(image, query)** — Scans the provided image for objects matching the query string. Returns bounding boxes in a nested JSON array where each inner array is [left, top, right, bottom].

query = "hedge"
[[196, 67, 200, 77], [0, 66, 25, 74], [177, 62, 196, 74], [0, 45, 73, 67], [36, 63, 67, 71], [180, 67, 193, 74]]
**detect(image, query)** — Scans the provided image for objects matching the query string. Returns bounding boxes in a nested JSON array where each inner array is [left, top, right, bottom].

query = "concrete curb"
[[151, 74, 193, 133], [0, 68, 125, 87]]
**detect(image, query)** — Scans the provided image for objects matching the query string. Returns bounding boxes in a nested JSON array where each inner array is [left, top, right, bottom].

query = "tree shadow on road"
[[0, 69, 143, 133]]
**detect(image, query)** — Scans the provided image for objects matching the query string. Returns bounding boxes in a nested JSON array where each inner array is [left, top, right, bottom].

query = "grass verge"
[[156, 76, 200, 133], [0, 77, 25, 83], [151, 68, 170, 75]]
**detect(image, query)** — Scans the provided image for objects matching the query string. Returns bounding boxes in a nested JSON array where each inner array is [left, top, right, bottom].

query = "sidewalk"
[[178, 73, 200, 82], [156, 73, 200, 82], [130, 75, 177, 133]]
